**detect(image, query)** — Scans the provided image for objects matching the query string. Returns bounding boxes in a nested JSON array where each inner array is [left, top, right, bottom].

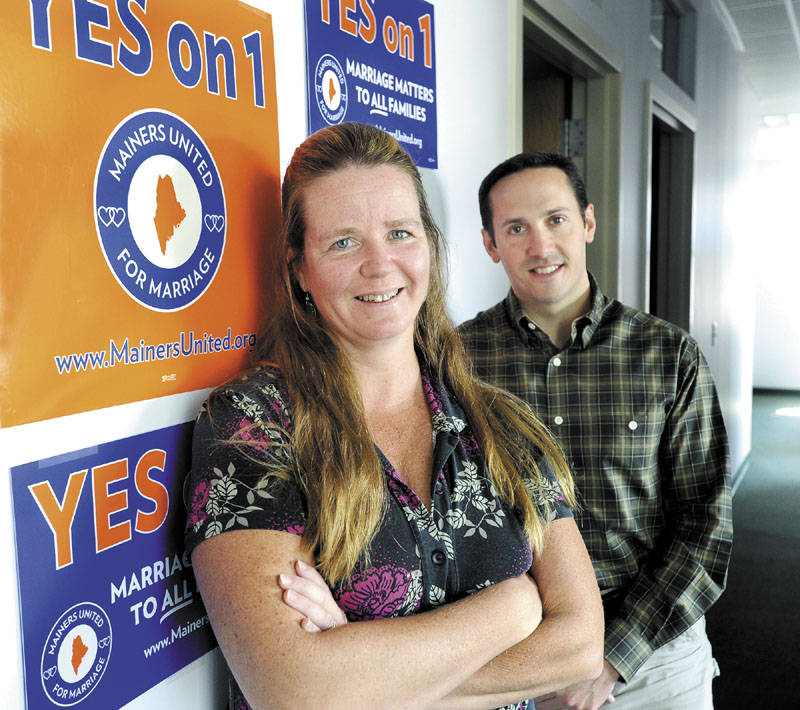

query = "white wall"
[[267, 0, 519, 328], [0, 2, 308, 707], [1, 1, 520, 707], [267, 0, 761, 471], [2, 0, 760, 706], [425, 0, 522, 324], [752, 157, 800, 391], [0, 394, 228, 709], [533, 0, 758, 472], [693, 0, 758, 471]]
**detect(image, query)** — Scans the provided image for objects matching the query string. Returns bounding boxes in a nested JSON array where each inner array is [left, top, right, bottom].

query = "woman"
[[184, 123, 603, 709]]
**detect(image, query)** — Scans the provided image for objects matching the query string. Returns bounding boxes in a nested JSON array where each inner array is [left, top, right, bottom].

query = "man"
[[459, 152, 732, 710]]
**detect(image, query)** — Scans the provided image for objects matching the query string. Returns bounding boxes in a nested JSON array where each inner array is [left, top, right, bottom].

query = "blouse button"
[[554, 415, 564, 426], [431, 550, 446, 566], [527, 321, 536, 330], [628, 420, 639, 431], [552, 357, 562, 367], [434, 480, 444, 495]]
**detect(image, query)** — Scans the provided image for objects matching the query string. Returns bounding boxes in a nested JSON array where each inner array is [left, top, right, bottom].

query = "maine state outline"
[[153, 173, 186, 255]]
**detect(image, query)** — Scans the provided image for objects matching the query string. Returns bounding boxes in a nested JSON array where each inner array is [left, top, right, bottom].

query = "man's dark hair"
[[478, 152, 589, 243]]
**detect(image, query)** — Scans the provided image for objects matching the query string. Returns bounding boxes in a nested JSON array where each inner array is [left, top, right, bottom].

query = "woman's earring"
[[304, 291, 317, 318]]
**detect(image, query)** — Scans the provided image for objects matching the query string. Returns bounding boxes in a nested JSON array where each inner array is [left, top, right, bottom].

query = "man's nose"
[[525, 226, 554, 257]]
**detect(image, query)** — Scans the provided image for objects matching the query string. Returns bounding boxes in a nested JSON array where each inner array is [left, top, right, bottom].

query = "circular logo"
[[41, 602, 112, 706], [94, 109, 225, 311], [314, 53, 348, 125]]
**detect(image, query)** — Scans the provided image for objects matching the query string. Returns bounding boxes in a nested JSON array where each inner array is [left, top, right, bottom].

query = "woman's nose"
[[359, 238, 393, 276]]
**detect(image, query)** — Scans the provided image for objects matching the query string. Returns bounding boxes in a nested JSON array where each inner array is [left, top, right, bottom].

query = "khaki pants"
[[609, 617, 719, 710]]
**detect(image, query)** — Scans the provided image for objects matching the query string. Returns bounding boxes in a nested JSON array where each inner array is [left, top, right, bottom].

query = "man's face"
[[483, 167, 595, 317]]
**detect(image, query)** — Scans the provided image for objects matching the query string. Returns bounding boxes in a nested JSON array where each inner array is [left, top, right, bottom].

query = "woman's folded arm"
[[192, 528, 544, 709], [432, 517, 605, 709]]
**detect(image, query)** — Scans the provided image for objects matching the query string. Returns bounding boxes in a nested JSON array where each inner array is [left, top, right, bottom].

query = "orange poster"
[[0, 0, 280, 426]]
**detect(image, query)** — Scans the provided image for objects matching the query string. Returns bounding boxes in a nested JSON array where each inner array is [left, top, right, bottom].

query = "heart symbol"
[[204, 214, 225, 232], [98, 206, 126, 228]]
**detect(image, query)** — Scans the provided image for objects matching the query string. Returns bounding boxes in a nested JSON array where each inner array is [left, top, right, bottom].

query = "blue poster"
[[11, 422, 216, 709], [305, 0, 438, 168]]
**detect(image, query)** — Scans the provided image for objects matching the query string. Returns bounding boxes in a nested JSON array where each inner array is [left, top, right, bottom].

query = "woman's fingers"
[[300, 617, 322, 633], [280, 585, 336, 630], [294, 559, 329, 589], [278, 562, 347, 631]]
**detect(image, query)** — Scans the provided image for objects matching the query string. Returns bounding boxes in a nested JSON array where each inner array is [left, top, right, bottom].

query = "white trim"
[[642, 80, 697, 316], [510, 0, 524, 154], [731, 452, 752, 497], [784, 0, 800, 62], [648, 80, 697, 132], [709, 0, 745, 53], [522, 0, 623, 76]]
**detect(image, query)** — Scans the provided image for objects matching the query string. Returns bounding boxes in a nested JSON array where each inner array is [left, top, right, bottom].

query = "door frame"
[[517, 0, 623, 297], [643, 80, 697, 331]]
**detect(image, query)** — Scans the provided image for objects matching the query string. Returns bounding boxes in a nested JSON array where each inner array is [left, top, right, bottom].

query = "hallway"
[[706, 390, 800, 707]]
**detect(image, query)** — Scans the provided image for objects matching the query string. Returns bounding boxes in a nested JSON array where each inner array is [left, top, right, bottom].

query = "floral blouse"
[[184, 362, 572, 710]]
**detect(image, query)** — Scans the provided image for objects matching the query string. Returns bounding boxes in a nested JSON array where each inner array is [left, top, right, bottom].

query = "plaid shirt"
[[458, 274, 732, 682]]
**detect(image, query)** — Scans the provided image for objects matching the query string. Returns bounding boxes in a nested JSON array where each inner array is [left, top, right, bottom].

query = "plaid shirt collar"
[[503, 271, 611, 350]]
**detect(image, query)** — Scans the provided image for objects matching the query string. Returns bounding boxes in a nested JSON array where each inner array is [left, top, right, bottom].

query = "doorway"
[[646, 98, 696, 331], [521, 1, 621, 295], [522, 39, 590, 184]]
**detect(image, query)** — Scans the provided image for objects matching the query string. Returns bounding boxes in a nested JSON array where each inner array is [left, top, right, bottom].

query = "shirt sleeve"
[[604, 343, 733, 682], [183, 375, 307, 558]]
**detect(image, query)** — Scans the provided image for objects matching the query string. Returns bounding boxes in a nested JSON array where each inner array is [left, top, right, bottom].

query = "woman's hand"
[[280, 563, 541, 636], [278, 559, 348, 632], [533, 660, 619, 709], [491, 571, 543, 637]]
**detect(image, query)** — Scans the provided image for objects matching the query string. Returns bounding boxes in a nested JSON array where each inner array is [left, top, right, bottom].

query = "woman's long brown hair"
[[242, 123, 575, 585]]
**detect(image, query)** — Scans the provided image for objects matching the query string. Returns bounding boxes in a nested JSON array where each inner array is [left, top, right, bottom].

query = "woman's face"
[[296, 164, 431, 356]]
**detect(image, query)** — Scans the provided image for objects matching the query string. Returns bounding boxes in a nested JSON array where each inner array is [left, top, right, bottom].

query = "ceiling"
[[715, 0, 800, 118]]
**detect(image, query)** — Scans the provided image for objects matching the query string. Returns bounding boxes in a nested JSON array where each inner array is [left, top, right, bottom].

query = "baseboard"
[[731, 453, 751, 497], [753, 387, 800, 397]]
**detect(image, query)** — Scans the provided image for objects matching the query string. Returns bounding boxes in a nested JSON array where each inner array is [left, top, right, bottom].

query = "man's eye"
[[509, 225, 525, 235], [332, 238, 353, 250], [551, 216, 566, 225]]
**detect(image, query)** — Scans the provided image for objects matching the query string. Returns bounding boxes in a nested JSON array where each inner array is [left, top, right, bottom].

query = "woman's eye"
[[389, 229, 410, 240], [332, 237, 353, 250]]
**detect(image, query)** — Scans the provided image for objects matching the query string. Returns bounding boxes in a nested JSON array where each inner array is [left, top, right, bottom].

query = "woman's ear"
[[288, 249, 307, 292]]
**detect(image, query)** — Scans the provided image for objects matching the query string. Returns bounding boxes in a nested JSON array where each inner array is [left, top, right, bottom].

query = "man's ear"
[[584, 203, 597, 244], [482, 229, 502, 264]]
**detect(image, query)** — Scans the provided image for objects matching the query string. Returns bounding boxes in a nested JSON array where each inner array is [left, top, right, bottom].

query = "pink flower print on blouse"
[[267, 398, 292, 431], [187, 479, 210, 527], [237, 418, 271, 450], [386, 473, 422, 510], [458, 430, 481, 457], [421, 375, 444, 415], [337, 564, 411, 621], [283, 524, 305, 536]]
